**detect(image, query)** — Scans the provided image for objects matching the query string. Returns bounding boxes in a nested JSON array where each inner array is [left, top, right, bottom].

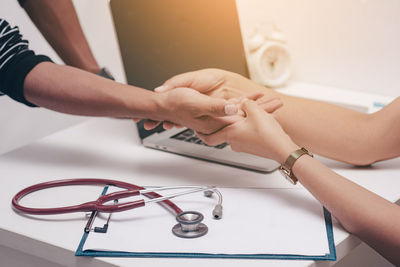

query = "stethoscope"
[[12, 179, 223, 239]]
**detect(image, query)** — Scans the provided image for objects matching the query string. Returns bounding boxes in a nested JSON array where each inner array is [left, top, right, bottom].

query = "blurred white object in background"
[[236, 0, 400, 97], [245, 23, 291, 88]]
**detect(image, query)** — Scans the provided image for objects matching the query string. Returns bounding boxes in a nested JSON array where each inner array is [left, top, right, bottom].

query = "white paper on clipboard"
[[83, 187, 329, 256]]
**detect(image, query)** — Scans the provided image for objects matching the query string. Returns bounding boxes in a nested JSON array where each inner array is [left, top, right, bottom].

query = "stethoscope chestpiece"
[[172, 211, 208, 238]]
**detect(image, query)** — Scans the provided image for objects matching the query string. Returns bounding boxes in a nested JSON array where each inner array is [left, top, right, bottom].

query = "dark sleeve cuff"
[[2, 53, 52, 107], [18, 0, 26, 7]]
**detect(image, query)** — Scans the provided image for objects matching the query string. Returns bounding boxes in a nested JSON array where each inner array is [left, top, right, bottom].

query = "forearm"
[[292, 155, 400, 264], [24, 62, 161, 119], [162, 69, 400, 163], [261, 88, 385, 165], [22, 0, 100, 73]]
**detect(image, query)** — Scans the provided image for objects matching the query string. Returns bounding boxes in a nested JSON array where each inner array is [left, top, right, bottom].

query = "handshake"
[[138, 69, 297, 164]]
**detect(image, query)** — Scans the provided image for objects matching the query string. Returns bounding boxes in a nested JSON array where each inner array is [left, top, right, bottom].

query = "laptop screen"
[[110, 0, 249, 139]]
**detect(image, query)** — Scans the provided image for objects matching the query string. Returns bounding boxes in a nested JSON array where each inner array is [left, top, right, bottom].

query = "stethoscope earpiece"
[[204, 189, 223, 220]]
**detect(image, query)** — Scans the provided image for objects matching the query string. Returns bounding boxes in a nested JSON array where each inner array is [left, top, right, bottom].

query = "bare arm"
[[23, 62, 245, 134], [0, 19, 245, 135], [21, 0, 101, 73], [160, 69, 400, 165], [293, 154, 400, 264], [199, 101, 400, 265], [24, 62, 156, 118], [268, 91, 400, 165]]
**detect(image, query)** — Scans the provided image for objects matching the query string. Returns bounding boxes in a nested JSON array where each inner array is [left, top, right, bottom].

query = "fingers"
[[259, 98, 283, 113], [143, 120, 161, 130], [210, 87, 241, 99], [255, 96, 278, 105], [133, 118, 141, 123], [224, 103, 239, 116], [143, 119, 183, 130], [223, 92, 263, 108], [241, 100, 265, 118], [155, 72, 196, 92], [200, 97, 238, 117], [196, 126, 230, 147], [156, 69, 226, 94], [193, 113, 242, 135], [154, 84, 173, 93], [143, 119, 182, 130], [243, 93, 282, 115], [162, 121, 183, 130], [201, 94, 281, 118], [228, 97, 248, 116], [256, 97, 283, 113], [246, 92, 265, 101], [162, 121, 174, 130]]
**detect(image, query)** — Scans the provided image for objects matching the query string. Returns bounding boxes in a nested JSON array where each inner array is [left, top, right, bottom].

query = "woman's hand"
[[143, 89, 283, 132], [197, 100, 299, 163]]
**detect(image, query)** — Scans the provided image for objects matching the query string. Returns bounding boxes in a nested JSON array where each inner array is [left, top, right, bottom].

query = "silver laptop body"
[[110, 0, 279, 172]]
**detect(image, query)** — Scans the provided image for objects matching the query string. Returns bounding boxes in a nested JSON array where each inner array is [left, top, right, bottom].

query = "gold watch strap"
[[279, 147, 313, 185]]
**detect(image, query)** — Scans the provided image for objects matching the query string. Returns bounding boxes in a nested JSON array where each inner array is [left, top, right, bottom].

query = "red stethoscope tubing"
[[12, 178, 183, 215]]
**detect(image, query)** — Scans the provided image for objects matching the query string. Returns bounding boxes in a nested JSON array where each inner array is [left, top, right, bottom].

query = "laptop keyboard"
[[170, 129, 228, 149]]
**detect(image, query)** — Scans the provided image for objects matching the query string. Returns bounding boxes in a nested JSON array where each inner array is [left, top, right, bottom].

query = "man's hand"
[[155, 68, 269, 99], [152, 87, 244, 134]]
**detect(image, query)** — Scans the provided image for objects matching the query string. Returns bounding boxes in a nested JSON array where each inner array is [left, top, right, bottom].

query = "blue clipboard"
[[75, 187, 336, 261]]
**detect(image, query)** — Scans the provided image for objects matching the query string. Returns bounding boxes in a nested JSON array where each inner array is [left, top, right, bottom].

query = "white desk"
[[1, 115, 399, 267]]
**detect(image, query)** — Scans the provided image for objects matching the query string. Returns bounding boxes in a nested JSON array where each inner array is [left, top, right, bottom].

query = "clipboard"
[[76, 186, 336, 261]]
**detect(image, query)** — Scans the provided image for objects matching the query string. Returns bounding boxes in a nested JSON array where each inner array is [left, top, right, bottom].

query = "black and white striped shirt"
[[0, 18, 52, 106]]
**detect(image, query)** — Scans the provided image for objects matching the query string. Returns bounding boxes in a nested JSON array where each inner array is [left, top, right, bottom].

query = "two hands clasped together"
[[140, 69, 294, 165]]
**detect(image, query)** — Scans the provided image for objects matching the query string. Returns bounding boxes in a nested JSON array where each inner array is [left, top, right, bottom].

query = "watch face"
[[259, 44, 290, 87]]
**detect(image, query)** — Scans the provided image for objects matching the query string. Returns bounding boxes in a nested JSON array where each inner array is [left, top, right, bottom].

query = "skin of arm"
[[23, 62, 246, 134], [22, 0, 101, 73], [159, 68, 400, 165], [198, 101, 400, 265]]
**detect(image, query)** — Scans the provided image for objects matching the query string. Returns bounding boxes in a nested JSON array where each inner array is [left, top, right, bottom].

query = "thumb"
[[155, 72, 196, 92], [202, 98, 238, 117], [154, 84, 172, 92], [242, 100, 264, 118]]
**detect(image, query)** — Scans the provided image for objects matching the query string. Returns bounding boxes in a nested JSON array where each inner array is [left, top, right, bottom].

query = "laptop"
[[110, 0, 279, 172]]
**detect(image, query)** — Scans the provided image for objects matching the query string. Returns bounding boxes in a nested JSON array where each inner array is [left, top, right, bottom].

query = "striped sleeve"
[[0, 18, 52, 106]]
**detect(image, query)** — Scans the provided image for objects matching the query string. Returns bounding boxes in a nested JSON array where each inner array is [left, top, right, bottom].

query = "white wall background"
[[0, 0, 124, 155], [236, 0, 400, 97]]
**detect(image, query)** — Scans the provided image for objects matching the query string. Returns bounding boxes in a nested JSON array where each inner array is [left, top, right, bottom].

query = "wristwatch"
[[279, 147, 313, 185]]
